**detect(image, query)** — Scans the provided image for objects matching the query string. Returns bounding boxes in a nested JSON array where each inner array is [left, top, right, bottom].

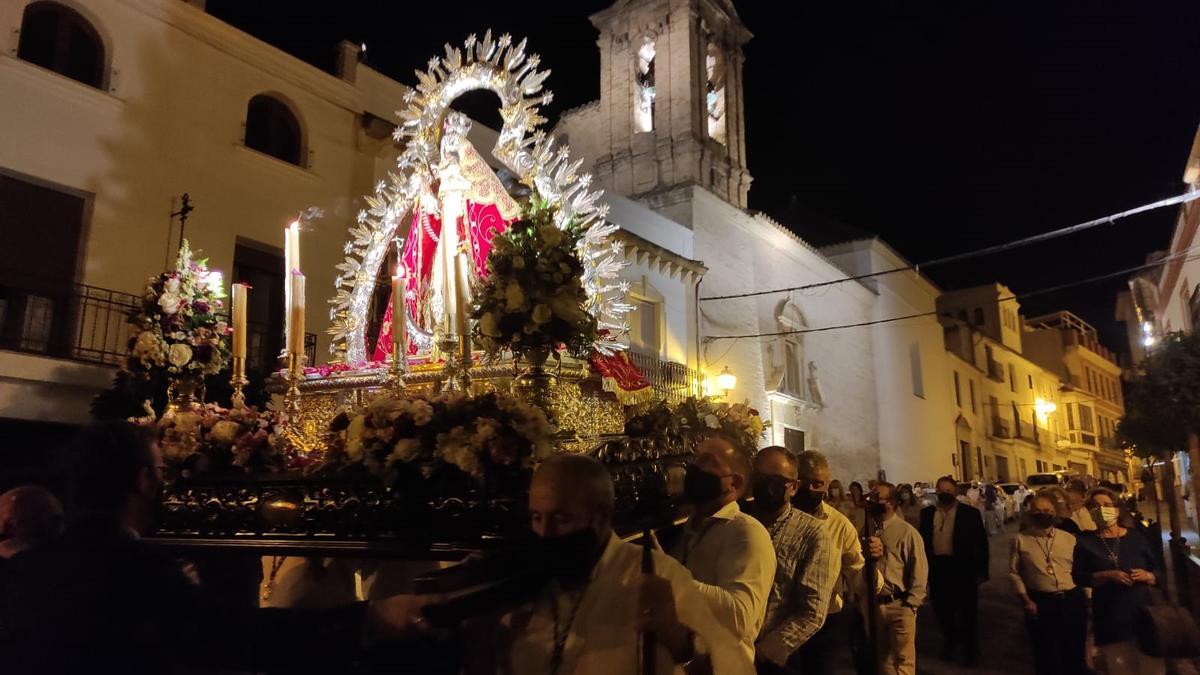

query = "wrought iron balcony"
[[625, 350, 704, 404], [0, 282, 316, 369]]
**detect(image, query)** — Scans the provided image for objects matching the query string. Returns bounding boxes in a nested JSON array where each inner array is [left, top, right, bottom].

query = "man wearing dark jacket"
[[918, 475, 989, 667]]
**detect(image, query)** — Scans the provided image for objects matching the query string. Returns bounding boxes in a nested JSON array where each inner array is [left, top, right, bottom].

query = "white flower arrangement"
[[125, 240, 230, 380], [327, 390, 557, 480], [472, 196, 598, 360]]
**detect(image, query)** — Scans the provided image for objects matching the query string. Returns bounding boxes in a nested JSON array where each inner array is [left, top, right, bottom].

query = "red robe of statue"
[[372, 142, 519, 361]]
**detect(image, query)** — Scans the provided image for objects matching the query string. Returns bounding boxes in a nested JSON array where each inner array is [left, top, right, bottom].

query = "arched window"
[[17, 2, 105, 89], [770, 301, 807, 400], [245, 94, 304, 166], [634, 36, 656, 133], [705, 41, 727, 145]]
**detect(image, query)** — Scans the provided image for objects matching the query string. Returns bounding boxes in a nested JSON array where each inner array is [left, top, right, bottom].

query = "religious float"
[[129, 32, 764, 560]]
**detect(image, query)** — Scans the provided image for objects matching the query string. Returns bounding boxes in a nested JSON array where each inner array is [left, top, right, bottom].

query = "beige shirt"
[[506, 533, 754, 675], [1010, 528, 1077, 595], [932, 505, 957, 556], [674, 500, 776, 660], [877, 513, 928, 608], [818, 502, 865, 614]]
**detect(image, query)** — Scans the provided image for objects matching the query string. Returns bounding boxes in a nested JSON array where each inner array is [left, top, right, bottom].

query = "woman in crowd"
[[843, 480, 867, 531], [897, 483, 923, 527], [1072, 488, 1163, 675], [1039, 486, 1082, 535], [826, 479, 848, 510], [1011, 494, 1087, 675]]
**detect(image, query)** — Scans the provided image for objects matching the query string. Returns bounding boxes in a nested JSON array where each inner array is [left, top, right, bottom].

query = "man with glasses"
[[748, 447, 834, 674], [866, 482, 928, 675], [788, 451, 883, 674]]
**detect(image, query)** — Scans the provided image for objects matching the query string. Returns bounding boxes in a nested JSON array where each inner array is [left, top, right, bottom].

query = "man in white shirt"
[[672, 436, 776, 661], [505, 453, 752, 675]]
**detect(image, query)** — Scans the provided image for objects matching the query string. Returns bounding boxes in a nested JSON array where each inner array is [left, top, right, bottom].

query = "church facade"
[[558, 0, 956, 482]]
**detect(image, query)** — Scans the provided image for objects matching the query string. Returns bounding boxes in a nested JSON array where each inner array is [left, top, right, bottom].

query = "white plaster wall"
[[0, 0, 409, 368], [686, 189, 879, 481], [823, 240, 958, 483]]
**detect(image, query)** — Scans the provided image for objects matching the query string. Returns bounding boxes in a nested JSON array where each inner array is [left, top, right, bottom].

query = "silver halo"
[[328, 31, 631, 364]]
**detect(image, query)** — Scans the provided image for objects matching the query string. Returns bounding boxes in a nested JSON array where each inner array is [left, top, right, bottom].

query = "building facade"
[[938, 285, 1071, 483], [1024, 312, 1129, 484], [0, 0, 417, 426], [558, 0, 956, 482]]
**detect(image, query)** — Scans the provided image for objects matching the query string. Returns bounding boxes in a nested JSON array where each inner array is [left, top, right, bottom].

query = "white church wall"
[[686, 188, 880, 480], [823, 239, 957, 483]]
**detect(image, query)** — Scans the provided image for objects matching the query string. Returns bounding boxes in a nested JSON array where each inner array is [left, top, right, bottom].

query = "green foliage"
[[471, 194, 599, 359], [1116, 331, 1200, 459]]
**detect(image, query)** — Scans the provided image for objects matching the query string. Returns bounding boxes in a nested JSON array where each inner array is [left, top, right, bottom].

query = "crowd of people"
[[0, 422, 1170, 674]]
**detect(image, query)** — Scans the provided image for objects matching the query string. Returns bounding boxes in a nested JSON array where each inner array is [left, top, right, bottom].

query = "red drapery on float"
[[590, 351, 653, 405]]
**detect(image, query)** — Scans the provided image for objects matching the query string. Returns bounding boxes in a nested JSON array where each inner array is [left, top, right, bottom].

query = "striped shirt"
[[757, 505, 836, 656]]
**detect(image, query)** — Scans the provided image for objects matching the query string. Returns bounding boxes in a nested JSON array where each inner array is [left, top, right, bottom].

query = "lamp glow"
[[1034, 398, 1057, 417], [716, 366, 736, 393], [1143, 335, 1156, 347]]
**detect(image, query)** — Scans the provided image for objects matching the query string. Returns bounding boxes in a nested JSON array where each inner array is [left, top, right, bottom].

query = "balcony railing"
[[626, 350, 704, 404], [0, 283, 139, 366], [0, 282, 316, 369], [991, 417, 1011, 438]]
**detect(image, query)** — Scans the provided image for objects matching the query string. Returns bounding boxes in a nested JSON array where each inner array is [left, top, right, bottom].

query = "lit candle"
[[440, 216, 459, 336], [283, 221, 299, 341], [285, 220, 301, 273], [231, 283, 247, 360], [288, 272, 305, 358], [454, 251, 468, 339], [392, 262, 407, 356]]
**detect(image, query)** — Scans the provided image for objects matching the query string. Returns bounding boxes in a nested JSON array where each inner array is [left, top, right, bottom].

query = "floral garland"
[[625, 396, 767, 456], [127, 240, 230, 380], [325, 390, 556, 480], [139, 403, 286, 476], [471, 195, 599, 360]]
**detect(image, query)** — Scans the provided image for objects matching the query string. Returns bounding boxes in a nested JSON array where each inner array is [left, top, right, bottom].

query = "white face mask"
[[1092, 506, 1120, 527]]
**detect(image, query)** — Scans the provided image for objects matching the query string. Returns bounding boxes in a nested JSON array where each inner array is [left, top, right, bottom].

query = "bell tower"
[[574, 0, 752, 221]]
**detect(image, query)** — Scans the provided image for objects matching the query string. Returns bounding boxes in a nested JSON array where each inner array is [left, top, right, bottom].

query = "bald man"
[[506, 453, 753, 675], [0, 485, 63, 559], [749, 447, 834, 673], [672, 436, 775, 662]]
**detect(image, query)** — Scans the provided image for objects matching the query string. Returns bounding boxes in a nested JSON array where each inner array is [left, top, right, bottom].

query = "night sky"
[[206, 1, 1200, 351]]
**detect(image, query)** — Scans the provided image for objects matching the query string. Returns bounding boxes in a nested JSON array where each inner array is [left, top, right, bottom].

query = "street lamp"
[[1034, 398, 1057, 417], [716, 366, 737, 394]]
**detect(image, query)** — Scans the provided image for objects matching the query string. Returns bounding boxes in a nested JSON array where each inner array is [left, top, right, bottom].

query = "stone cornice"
[[613, 228, 707, 283]]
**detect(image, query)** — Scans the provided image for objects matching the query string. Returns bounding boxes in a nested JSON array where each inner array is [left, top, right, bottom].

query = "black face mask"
[[792, 487, 826, 513], [752, 475, 791, 514], [684, 465, 726, 505], [937, 492, 957, 506], [540, 526, 600, 582], [1029, 512, 1055, 529], [866, 501, 888, 518]]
